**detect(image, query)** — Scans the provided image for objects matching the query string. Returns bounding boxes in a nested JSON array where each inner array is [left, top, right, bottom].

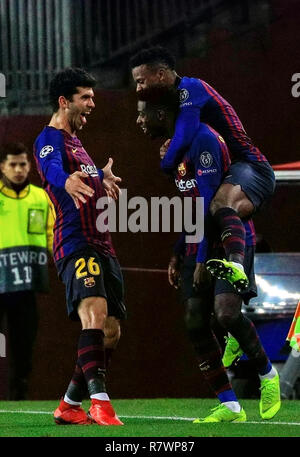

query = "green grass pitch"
[[0, 398, 299, 438]]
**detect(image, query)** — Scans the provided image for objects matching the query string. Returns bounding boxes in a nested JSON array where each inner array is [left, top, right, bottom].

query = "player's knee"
[[78, 296, 108, 329], [104, 317, 121, 348], [214, 294, 240, 330], [184, 298, 208, 332]]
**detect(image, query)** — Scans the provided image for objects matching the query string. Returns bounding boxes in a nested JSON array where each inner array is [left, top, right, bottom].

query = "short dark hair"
[[49, 67, 97, 112], [137, 86, 180, 114], [0, 142, 29, 163], [130, 46, 176, 70]]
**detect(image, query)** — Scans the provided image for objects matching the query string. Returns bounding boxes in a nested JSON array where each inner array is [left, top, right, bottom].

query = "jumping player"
[[34, 68, 125, 426], [136, 86, 280, 422], [130, 46, 276, 294]]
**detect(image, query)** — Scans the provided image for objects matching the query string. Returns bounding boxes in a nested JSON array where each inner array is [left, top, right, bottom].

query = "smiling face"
[[63, 86, 95, 133], [136, 100, 168, 138], [0, 153, 30, 185]]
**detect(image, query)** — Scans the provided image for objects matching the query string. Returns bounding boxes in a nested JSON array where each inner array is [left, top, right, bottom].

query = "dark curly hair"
[[130, 46, 176, 70], [49, 67, 97, 112], [0, 142, 29, 163]]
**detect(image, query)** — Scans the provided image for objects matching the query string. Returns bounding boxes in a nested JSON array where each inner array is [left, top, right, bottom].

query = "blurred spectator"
[[0, 142, 54, 399]]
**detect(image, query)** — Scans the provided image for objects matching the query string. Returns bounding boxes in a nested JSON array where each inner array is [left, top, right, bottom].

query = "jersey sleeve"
[[191, 133, 224, 263], [161, 77, 211, 173], [45, 192, 55, 255], [34, 128, 69, 189], [97, 168, 104, 181]]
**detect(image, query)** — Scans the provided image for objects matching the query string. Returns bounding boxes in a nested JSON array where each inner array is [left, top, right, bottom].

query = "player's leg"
[[207, 161, 275, 291], [54, 249, 122, 425], [77, 296, 123, 426], [214, 292, 281, 419], [184, 296, 246, 423], [102, 254, 126, 369], [104, 316, 121, 368], [180, 256, 246, 422], [86, 254, 125, 426]]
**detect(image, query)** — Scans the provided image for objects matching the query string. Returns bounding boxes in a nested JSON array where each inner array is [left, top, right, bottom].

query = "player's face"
[[0, 153, 30, 185], [136, 101, 166, 138], [132, 65, 168, 93], [67, 87, 95, 132]]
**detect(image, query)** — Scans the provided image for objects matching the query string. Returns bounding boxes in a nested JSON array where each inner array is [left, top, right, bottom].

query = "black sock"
[[77, 328, 106, 396], [228, 314, 269, 372], [188, 328, 232, 395], [213, 207, 246, 263], [65, 363, 86, 403]]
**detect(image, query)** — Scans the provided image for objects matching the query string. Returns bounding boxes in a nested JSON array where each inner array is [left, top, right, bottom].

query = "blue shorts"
[[223, 160, 276, 211], [56, 246, 126, 321], [181, 245, 257, 305]]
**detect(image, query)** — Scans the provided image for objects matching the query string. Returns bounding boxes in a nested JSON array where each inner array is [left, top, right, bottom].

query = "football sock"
[[218, 389, 238, 403], [213, 207, 246, 262], [192, 332, 232, 395], [65, 363, 86, 403], [227, 314, 269, 373], [222, 401, 241, 413], [259, 365, 277, 380], [90, 392, 110, 401], [77, 328, 107, 397], [63, 394, 81, 406]]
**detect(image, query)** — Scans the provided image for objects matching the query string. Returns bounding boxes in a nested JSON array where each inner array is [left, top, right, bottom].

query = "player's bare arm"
[[168, 254, 181, 289], [193, 262, 212, 289], [65, 171, 94, 209], [160, 138, 171, 159]]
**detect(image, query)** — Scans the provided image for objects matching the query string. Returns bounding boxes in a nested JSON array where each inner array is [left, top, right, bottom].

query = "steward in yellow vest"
[[0, 164, 54, 294], [0, 142, 54, 400]]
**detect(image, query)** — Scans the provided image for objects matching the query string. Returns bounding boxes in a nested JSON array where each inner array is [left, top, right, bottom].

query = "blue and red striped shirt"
[[172, 123, 256, 262], [34, 126, 116, 262], [161, 76, 267, 172]]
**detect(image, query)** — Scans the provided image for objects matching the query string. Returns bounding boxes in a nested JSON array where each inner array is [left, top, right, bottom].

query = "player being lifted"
[[136, 86, 280, 422], [34, 68, 125, 426], [130, 46, 275, 294]]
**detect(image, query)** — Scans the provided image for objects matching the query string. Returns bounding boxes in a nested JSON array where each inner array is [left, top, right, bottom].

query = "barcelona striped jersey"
[[172, 122, 256, 262], [33, 126, 116, 263], [161, 76, 268, 173]]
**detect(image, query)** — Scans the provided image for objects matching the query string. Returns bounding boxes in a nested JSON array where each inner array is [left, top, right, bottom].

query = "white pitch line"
[[0, 410, 299, 426]]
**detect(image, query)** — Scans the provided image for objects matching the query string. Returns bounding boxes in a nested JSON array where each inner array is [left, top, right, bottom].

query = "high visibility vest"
[[0, 181, 51, 293]]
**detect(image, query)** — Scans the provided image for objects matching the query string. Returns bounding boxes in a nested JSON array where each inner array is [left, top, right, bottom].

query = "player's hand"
[[193, 262, 212, 290], [65, 171, 95, 209], [168, 254, 181, 289], [160, 139, 171, 159], [102, 158, 122, 200]]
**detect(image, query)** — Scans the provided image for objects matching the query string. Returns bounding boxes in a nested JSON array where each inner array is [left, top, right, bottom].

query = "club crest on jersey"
[[200, 151, 213, 168], [179, 89, 189, 103], [39, 145, 53, 158], [84, 277, 95, 288], [178, 162, 186, 176]]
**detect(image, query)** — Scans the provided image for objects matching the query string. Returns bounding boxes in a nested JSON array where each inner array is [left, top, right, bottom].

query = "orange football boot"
[[54, 399, 91, 425], [88, 399, 124, 425]]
